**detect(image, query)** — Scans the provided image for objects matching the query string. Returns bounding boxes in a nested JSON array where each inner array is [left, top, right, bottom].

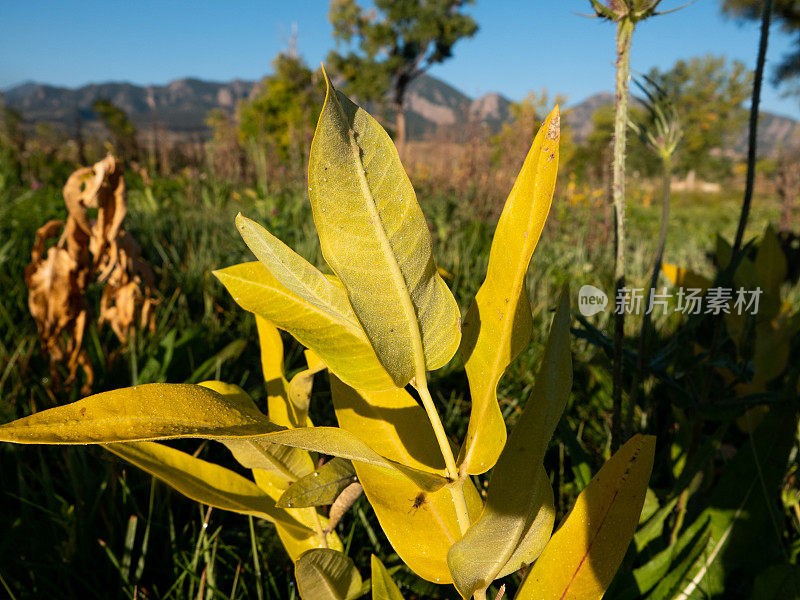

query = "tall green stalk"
[[611, 17, 634, 452], [590, 0, 684, 450]]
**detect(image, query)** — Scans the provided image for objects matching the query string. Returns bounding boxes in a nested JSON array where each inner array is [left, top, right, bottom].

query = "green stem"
[[611, 17, 634, 453], [415, 377, 471, 534], [416, 379, 458, 478]]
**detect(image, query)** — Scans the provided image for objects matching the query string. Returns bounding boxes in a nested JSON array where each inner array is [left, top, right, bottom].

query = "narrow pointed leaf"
[[263, 427, 448, 492], [236, 212, 355, 324], [215, 262, 395, 391], [104, 441, 312, 535], [646, 522, 712, 600], [457, 107, 561, 475], [198, 380, 314, 482], [371, 555, 406, 600], [448, 288, 570, 597], [288, 361, 326, 424], [255, 315, 311, 429], [515, 434, 656, 600], [277, 458, 358, 508], [330, 377, 483, 584], [308, 68, 461, 386], [296, 548, 363, 600], [0, 383, 278, 444]]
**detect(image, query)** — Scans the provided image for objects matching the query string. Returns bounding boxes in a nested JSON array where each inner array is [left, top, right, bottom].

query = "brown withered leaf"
[[26, 155, 156, 395], [25, 221, 93, 393], [323, 482, 364, 534]]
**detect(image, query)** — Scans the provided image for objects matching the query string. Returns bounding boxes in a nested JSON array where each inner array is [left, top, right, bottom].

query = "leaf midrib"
[[218, 269, 366, 339], [342, 107, 427, 381]]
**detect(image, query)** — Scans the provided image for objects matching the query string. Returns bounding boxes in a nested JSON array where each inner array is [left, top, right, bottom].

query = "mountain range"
[[4, 74, 799, 156]]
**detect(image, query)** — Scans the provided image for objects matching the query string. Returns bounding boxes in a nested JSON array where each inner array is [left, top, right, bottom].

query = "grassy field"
[[0, 167, 794, 599]]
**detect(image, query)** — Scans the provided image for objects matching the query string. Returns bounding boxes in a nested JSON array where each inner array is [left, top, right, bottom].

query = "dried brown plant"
[[25, 155, 156, 394]]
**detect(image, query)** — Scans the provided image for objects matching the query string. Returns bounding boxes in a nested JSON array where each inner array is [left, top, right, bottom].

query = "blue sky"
[[2, 0, 799, 119]]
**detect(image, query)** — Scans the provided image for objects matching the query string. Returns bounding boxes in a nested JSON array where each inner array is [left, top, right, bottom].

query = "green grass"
[[0, 166, 796, 599]]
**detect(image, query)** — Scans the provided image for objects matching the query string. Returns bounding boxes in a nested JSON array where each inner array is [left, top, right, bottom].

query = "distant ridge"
[[3, 75, 799, 155]]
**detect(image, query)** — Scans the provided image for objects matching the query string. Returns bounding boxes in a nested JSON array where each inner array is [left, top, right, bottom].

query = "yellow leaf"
[[296, 548, 363, 600], [104, 441, 312, 536], [330, 376, 446, 474], [515, 434, 656, 600], [330, 376, 483, 584], [356, 464, 482, 585], [448, 289, 570, 597], [308, 68, 461, 386], [215, 262, 395, 392], [197, 380, 314, 483], [288, 361, 327, 426], [0, 383, 278, 444], [254, 314, 295, 426], [371, 555, 406, 600], [661, 264, 712, 292], [457, 107, 561, 476], [753, 306, 796, 385]]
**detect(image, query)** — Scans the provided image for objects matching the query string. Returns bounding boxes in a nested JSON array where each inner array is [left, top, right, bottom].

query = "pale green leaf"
[[448, 288, 570, 597], [308, 68, 461, 386], [277, 458, 358, 508], [371, 555, 406, 600], [0, 383, 278, 444], [457, 107, 561, 475], [515, 434, 656, 600], [330, 376, 484, 584], [215, 262, 395, 391], [235, 212, 355, 324], [104, 441, 312, 536], [296, 548, 362, 600]]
